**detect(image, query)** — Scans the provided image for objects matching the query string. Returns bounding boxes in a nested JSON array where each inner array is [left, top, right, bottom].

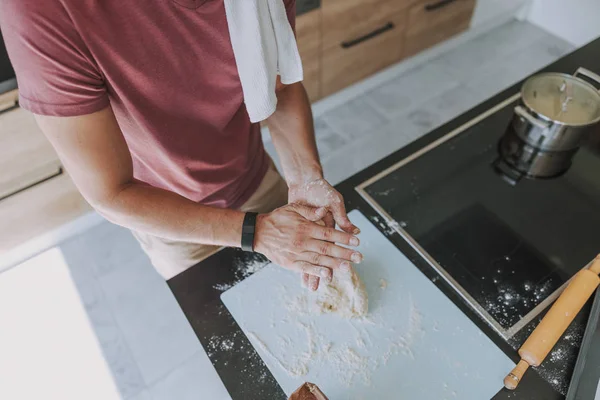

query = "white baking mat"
[[221, 210, 514, 399]]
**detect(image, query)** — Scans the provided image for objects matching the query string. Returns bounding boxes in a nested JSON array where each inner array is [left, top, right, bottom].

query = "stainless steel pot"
[[512, 68, 600, 152], [495, 127, 578, 185]]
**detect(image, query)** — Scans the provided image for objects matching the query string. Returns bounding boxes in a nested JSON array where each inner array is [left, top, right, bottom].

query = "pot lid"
[[521, 73, 600, 125]]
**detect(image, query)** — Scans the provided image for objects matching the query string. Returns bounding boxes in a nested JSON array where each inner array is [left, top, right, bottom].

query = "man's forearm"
[[95, 181, 245, 247], [266, 82, 323, 188]]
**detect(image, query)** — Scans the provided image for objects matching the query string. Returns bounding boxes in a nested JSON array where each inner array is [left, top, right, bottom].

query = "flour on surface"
[[248, 331, 309, 377], [220, 339, 234, 351], [533, 320, 584, 395], [213, 283, 233, 291], [213, 253, 268, 292], [370, 215, 405, 236], [382, 296, 423, 364], [251, 287, 426, 388]]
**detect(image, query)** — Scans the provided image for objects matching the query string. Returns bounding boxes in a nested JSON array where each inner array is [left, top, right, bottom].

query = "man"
[[0, 0, 363, 289]]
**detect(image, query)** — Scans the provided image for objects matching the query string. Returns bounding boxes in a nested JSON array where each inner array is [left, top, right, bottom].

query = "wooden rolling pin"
[[504, 255, 600, 390]]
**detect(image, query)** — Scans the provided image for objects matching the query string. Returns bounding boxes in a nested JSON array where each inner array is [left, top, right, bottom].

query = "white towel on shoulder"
[[224, 0, 304, 123]]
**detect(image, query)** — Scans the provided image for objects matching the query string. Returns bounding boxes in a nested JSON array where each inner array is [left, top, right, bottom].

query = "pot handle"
[[514, 106, 550, 130], [574, 67, 600, 92]]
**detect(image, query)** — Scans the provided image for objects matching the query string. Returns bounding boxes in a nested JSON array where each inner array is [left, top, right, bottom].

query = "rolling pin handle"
[[504, 360, 530, 390], [589, 255, 600, 274]]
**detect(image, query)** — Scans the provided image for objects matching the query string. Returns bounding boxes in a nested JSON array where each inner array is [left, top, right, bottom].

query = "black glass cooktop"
[[357, 95, 600, 338]]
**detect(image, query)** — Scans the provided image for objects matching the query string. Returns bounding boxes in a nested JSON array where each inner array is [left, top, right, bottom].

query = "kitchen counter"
[[168, 37, 600, 400]]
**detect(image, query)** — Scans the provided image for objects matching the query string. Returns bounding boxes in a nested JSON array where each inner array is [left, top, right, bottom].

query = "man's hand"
[[289, 178, 361, 290], [289, 178, 359, 234], [254, 203, 362, 289]]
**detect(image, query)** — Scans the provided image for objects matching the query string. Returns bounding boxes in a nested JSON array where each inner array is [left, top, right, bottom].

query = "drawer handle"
[[425, 0, 458, 11], [341, 22, 395, 49], [0, 167, 63, 202]]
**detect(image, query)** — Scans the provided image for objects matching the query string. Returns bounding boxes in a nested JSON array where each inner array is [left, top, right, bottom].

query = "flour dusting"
[[213, 283, 233, 291], [370, 215, 405, 236], [251, 288, 426, 388], [213, 253, 268, 291]]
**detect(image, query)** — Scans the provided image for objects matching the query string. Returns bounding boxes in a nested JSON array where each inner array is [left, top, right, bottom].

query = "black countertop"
[[168, 38, 600, 400]]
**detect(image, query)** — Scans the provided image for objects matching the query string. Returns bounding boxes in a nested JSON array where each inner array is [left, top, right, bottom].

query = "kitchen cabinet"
[[321, 0, 411, 49], [316, 0, 476, 97], [0, 107, 62, 200], [0, 89, 18, 112], [405, 0, 476, 57], [296, 9, 322, 101], [322, 11, 408, 96], [320, 0, 411, 96], [0, 105, 90, 253], [0, 172, 91, 253]]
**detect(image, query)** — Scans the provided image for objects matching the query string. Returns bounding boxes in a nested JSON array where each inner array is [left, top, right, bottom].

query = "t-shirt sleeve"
[[0, 0, 109, 116], [284, 0, 297, 31]]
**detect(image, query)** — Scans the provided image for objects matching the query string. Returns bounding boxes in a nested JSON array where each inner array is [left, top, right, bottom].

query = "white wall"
[[526, 0, 600, 46], [471, 0, 529, 28]]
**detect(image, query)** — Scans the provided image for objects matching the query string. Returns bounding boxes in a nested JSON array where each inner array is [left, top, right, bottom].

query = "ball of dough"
[[315, 265, 368, 318]]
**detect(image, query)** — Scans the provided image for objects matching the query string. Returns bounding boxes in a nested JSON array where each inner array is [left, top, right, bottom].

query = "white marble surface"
[[0, 20, 574, 400]]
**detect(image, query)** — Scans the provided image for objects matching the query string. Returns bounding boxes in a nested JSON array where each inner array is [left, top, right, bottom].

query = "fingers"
[[300, 252, 349, 274], [305, 239, 363, 264], [311, 225, 360, 247], [330, 202, 360, 234], [302, 273, 310, 288], [301, 273, 319, 291], [293, 261, 324, 290], [323, 212, 335, 229], [291, 204, 327, 222]]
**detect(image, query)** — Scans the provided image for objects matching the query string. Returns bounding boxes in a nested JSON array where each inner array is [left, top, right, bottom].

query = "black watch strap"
[[241, 212, 258, 252]]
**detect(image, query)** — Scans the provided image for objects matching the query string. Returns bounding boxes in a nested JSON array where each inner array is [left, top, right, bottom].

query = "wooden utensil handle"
[[504, 360, 529, 390], [504, 255, 600, 390]]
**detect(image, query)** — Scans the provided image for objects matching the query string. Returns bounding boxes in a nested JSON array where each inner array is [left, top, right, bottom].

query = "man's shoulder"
[[2, 0, 67, 18], [1, 0, 75, 34]]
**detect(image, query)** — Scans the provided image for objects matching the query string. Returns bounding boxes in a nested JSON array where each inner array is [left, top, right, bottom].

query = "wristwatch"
[[241, 212, 258, 252]]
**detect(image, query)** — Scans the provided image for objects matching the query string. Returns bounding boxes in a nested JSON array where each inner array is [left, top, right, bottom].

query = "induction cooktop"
[[356, 93, 600, 339]]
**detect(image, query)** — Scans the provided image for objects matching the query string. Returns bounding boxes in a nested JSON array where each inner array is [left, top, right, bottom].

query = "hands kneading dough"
[[315, 264, 368, 318]]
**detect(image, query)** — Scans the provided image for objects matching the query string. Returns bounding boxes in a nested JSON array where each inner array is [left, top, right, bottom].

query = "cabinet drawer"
[[302, 55, 321, 101], [405, 0, 475, 56], [0, 107, 63, 200], [322, 12, 407, 96], [322, 0, 412, 50], [296, 9, 322, 101], [0, 172, 91, 253]]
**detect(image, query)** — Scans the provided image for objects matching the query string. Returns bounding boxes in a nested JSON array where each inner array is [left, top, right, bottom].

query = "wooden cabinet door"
[[296, 9, 322, 102], [0, 107, 62, 200], [405, 0, 476, 57], [322, 0, 412, 49], [321, 11, 408, 97]]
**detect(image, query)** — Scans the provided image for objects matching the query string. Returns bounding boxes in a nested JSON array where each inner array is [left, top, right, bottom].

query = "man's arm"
[[265, 82, 322, 190], [36, 107, 360, 281], [35, 107, 245, 246], [266, 82, 358, 232], [266, 82, 362, 290]]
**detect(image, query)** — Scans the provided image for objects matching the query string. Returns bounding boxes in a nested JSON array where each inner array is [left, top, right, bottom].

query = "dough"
[[316, 265, 368, 318]]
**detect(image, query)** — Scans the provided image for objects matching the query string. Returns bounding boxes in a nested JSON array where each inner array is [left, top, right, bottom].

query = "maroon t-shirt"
[[1, 0, 296, 209]]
